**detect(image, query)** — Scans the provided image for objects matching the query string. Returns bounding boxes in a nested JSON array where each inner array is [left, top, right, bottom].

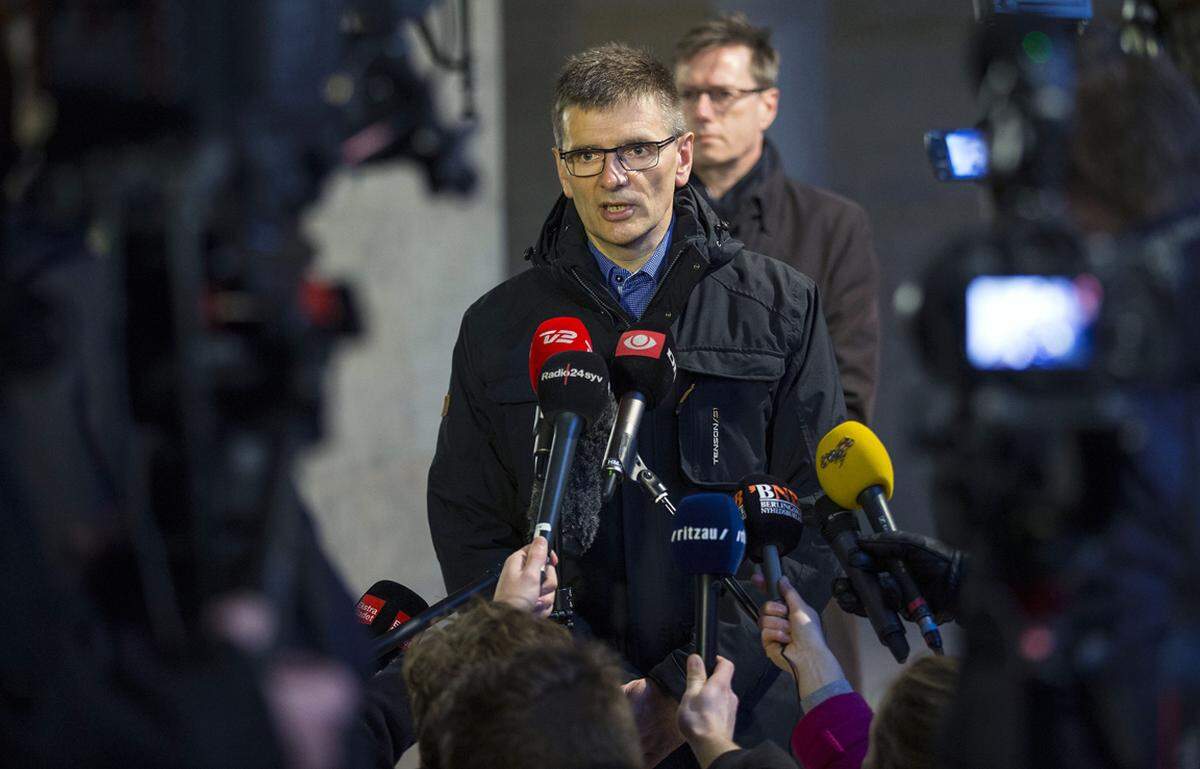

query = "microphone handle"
[[696, 573, 721, 675], [819, 509, 909, 663], [371, 570, 499, 661], [859, 487, 943, 654], [601, 393, 646, 501], [532, 411, 583, 544], [762, 544, 783, 601]]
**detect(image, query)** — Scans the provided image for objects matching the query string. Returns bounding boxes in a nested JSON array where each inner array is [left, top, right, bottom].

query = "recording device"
[[528, 317, 595, 484], [532, 351, 612, 551], [907, 6, 1200, 766], [631, 454, 677, 515], [924, 128, 990, 181], [355, 580, 429, 669], [602, 329, 677, 501], [670, 494, 747, 674], [734, 476, 805, 602], [815, 423, 943, 655]]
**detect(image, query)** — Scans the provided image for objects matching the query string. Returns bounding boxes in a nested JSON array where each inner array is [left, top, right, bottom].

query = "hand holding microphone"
[[833, 531, 965, 625], [816, 421, 944, 655], [493, 536, 559, 618]]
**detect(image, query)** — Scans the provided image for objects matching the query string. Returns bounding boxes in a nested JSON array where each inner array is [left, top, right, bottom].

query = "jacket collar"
[[526, 183, 739, 274]]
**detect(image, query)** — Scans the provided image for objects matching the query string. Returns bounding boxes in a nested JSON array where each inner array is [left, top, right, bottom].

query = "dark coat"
[[699, 144, 881, 424], [426, 185, 846, 763]]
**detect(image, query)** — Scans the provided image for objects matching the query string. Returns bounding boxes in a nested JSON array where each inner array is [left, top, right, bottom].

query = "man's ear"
[[758, 87, 780, 132], [674, 131, 695, 188], [552, 147, 574, 198]]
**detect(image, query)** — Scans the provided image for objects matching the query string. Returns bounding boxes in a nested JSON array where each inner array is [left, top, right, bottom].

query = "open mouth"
[[600, 203, 635, 221]]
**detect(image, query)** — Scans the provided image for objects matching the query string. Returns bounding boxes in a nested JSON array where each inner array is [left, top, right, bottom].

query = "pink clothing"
[[790, 692, 873, 769]]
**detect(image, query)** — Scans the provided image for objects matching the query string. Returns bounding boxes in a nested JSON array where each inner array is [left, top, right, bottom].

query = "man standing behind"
[[675, 15, 880, 426], [675, 15, 881, 686]]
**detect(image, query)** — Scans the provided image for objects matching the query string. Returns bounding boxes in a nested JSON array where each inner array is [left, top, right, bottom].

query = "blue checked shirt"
[[587, 219, 674, 320]]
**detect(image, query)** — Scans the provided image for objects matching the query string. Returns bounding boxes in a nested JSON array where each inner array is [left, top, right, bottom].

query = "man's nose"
[[598, 151, 628, 188], [692, 92, 717, 122]]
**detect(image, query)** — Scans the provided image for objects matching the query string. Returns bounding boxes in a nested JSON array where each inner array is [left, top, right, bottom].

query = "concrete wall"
[[299, 0, 504, 606]]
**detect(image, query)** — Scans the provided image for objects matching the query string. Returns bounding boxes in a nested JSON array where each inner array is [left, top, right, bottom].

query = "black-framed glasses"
[[679, 86, 771, 113], [557, 136, 678, 178]]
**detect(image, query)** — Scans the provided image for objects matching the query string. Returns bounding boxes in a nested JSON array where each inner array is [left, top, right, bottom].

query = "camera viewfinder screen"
[[945, 130, 988, 179], [966, 275, 1102, 370]]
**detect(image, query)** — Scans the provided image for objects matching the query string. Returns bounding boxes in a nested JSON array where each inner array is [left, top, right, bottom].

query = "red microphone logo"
[[616, 330, 666, 359]]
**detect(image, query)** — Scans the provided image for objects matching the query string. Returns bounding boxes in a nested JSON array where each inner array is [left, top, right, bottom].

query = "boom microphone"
[[532, 350, 612, 553], [355, 580, 429, 670], [816, 421, 944, 655], [670, 493, 747, 674], [602, 328, 677, 501], [735, 475, 805, 601]]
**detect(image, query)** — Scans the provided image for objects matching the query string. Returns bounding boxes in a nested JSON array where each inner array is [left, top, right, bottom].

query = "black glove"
[[832, 531, 965, 625]]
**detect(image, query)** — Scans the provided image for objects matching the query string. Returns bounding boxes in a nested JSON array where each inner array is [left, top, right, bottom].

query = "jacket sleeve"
[[427, 311, 524, 592], [790, 692, 873, 769], [820, 203, 880, 425]]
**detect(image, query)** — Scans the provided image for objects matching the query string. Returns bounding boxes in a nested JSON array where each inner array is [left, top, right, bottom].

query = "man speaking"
[[427, 43, 845, 767]]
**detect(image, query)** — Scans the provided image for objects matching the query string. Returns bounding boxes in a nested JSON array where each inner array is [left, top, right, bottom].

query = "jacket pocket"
[[675, 349, 783, 489], [483, 375, 538, 483]]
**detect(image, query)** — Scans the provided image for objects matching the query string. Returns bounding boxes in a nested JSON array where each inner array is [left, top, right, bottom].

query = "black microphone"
[[602, 329, 677, 501], [812, 497, 910, 663], [528, 317, 595, 483], [532, 350, 612, 551], [354, 580, 429, 670], [670, 493, 747, 674], [371, 571, 499, 662], [735, 475, 806, 602]]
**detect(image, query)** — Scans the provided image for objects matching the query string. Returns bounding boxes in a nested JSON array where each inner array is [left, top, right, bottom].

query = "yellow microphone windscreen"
[[815, 421, 894, 510]]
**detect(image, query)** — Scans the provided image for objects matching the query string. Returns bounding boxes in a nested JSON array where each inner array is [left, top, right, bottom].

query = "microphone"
[[528, 317, 595, 483], [371, 571, 499, 662], [602, 329, 677, 501], [354, 580, 429, 670], [816, 421, 944, 655], [670, 493, 747, 674], [532, 350, 612, 552], [734, 475, 805, 602]]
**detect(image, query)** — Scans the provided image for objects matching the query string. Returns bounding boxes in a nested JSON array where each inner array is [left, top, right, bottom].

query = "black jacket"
[[427, 185, 845, 762], [697, 142, 881, 424]]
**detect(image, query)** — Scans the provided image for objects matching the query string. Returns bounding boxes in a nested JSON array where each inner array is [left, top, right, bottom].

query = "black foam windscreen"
[[610, 328, 677, 408], [734, 474, 806, 563], [670, 493, 747, 577], [536, 351, 611, 424], [555, 395, 617, 555], [355, 580, 429, 638]]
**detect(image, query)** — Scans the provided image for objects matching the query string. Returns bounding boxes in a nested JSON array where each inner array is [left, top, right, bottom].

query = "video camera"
[[905, 3, 1200, 768]]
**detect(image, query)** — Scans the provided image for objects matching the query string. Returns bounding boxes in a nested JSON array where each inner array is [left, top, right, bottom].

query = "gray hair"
[[552, 43, 687, 147]]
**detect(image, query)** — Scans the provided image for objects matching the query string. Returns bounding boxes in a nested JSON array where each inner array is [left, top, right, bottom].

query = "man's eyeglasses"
[[558, 136, 678, 178], [679, 86, 771, 113]]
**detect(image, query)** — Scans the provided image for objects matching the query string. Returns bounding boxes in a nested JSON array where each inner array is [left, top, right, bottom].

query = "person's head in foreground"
[[422, 640, 643, 769], [863, 655, 960, 769]]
